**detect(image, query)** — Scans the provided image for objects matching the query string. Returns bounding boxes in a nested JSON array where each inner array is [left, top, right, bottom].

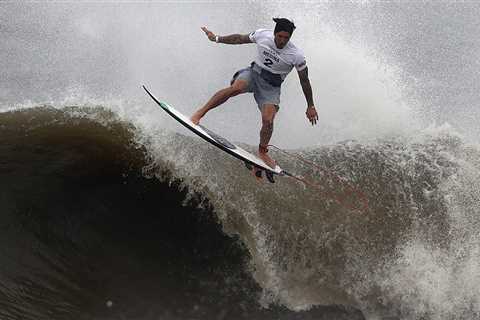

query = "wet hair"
[[273, 18, 296, 35]]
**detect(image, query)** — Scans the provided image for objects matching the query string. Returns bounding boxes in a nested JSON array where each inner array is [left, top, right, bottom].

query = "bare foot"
[[190, 111, 203, 125], [258, 152, 276, 169]]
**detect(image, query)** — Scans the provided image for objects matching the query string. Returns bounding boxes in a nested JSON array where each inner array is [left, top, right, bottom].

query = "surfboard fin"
[[265, 171, 275, 183], [254, 167, 263, 178], [245, 161, 275, 183]]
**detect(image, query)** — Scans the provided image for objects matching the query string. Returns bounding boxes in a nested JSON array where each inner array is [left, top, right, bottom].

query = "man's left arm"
[[298, 67, 318, 125]]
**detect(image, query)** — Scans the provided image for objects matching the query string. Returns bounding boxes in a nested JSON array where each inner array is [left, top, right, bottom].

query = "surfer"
[[190, 18, 318, 169]]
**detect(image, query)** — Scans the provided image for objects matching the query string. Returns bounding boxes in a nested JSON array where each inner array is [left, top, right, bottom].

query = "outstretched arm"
[[298, 67, 318, 126], [201, 27, 252, 45]]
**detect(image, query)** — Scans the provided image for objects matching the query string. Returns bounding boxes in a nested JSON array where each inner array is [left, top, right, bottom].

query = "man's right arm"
[[217, 34, 252, 45], [201, 27, 252, 45]]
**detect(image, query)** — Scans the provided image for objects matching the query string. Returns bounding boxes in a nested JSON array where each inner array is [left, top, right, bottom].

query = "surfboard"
[[142, 85, 285, 178]]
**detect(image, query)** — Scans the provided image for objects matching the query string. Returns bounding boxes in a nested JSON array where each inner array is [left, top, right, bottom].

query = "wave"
[[0, 106, 362, 319], [1, 105, 479, 319]]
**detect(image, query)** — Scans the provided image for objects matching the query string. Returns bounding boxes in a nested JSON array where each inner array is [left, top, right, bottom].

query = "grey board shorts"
[[230, 64, 281, 112]]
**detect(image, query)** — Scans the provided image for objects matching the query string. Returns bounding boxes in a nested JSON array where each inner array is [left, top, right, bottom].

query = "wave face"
[[152, 118, 480, 320], [1, 106, 479, 319], [0, 107, 363, 320]]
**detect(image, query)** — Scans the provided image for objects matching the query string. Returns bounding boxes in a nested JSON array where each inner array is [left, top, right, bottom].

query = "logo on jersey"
[[262, 50, 280, 63]]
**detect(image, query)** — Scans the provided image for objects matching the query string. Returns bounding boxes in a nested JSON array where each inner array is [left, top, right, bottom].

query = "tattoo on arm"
[[298, 67, 314, 106], [218, 34, 252, 45], [260, 120, 274, 147]]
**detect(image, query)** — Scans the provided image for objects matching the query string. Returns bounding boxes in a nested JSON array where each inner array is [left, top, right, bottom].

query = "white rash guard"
[[249, 28, 307, 80]]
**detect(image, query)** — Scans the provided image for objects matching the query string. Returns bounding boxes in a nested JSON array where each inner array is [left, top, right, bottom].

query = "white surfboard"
[[143, 85, 285, 176]]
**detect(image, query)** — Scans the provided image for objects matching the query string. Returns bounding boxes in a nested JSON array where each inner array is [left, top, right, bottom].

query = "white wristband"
[[215, 35, 219, 43]]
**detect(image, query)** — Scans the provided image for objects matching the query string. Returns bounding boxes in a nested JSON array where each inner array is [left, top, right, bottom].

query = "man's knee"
[[229, 87, 243, 96], [261, 104, 277, 122], [229, 80, 247, 96]]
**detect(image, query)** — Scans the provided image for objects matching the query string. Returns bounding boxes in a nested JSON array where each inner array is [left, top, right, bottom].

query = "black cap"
[[273, 18, 296, 35]]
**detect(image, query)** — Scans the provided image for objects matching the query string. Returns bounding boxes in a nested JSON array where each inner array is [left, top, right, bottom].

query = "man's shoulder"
[[251, 28, 273, 39], [285, 39, 305, 56]]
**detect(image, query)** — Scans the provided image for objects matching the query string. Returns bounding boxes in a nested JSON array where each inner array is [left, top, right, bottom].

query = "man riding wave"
[[191, 18, 318, 169]]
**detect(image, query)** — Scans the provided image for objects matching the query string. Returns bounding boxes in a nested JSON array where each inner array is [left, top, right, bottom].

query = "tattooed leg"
[[260, 119, 274, 150], [258, 104, 277, 168]]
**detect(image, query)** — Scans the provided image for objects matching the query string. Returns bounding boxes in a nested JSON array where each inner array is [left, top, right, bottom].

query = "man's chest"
[[255, 42, 295, 70]]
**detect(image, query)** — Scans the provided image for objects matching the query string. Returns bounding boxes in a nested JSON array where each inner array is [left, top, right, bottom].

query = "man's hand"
[[306, 106, 318, 125], [201, 27, 252, 45], [201, 27, 216, 42]]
